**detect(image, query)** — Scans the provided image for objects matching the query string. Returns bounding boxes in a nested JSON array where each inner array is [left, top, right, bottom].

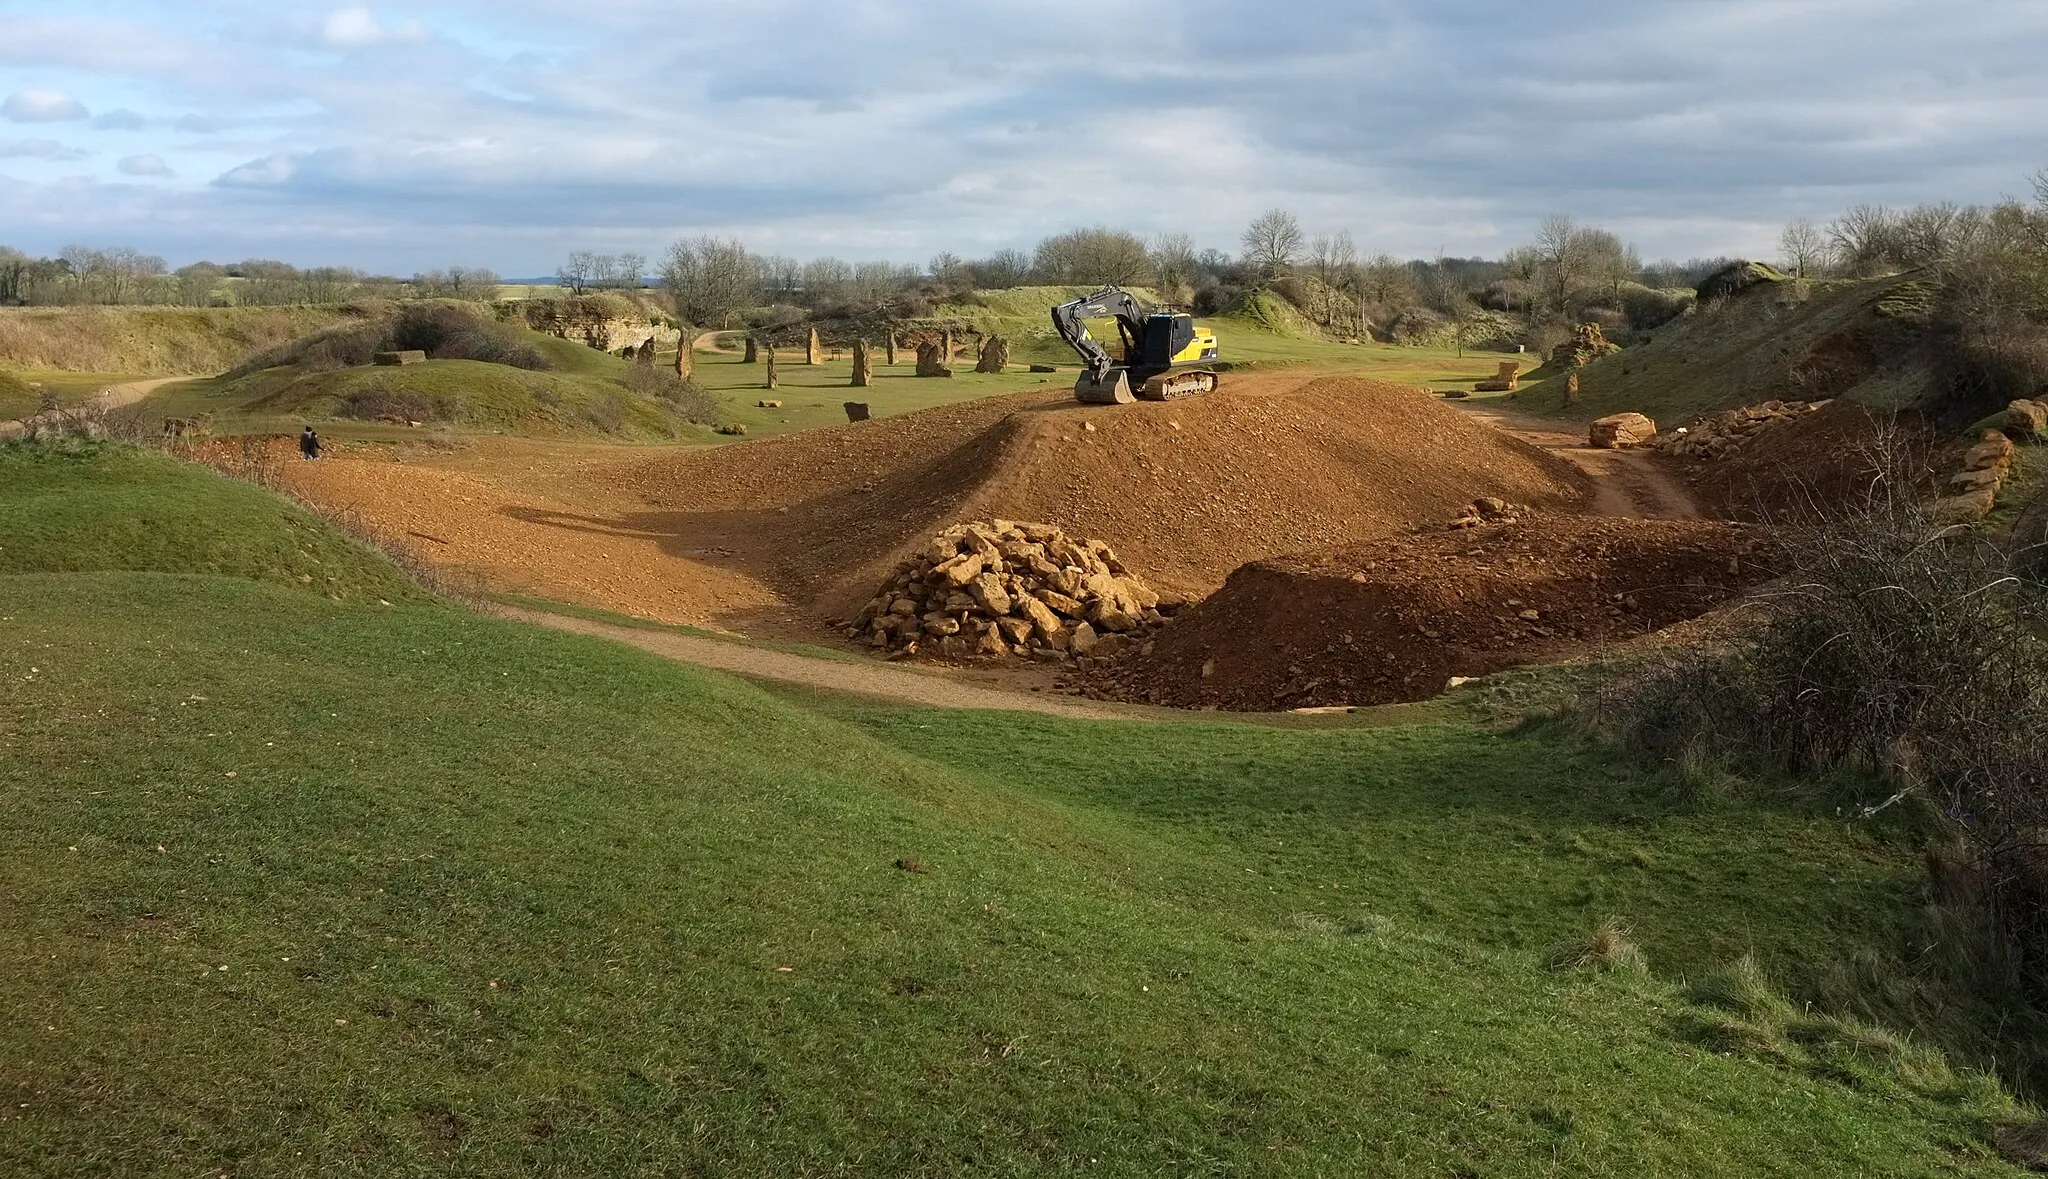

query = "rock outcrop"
[[1929, 429, 2019, 525], [852, 520, 1180, 661], [1589, 412, 1657, 449], [1656, 399, 1827, 460], [1550, 323, 1620, 369], [513, 298, 677, 354]]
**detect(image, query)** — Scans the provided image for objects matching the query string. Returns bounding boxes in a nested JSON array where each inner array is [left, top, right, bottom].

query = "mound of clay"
[[855, 520, 1176, 661], [608, 375, 1591, 621], [1077, 512, 1770, 711], [1682, 400, 1936, 521]]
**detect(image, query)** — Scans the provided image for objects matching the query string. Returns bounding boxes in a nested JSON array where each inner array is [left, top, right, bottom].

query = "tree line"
[[0, 246, 501, 308]]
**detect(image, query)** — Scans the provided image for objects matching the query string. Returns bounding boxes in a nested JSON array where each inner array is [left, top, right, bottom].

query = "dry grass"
[[1543, 916, 1650, 974]]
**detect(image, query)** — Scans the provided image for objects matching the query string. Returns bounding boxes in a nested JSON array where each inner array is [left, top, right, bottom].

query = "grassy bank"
[[0, 443, 2032, 1175]]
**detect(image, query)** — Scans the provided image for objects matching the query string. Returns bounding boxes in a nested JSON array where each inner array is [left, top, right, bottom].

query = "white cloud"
[[320, 6, 426, 50], [217, 152, 298, 187], [0, 138, 88, 161], [118, 153, 174, 177], [3, 89, 89, 123]]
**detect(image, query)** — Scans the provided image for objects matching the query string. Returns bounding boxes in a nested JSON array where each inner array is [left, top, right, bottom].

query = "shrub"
[[1543, 917, 1648, 974], [624, 364, 719, 424], [388, 304, 548, 369]]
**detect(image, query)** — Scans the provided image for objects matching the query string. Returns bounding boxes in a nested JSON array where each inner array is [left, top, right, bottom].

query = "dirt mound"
[[1078, 512, 1770, 711], [607, 374, 1592, 619], [1678, 400, 1937, 521]]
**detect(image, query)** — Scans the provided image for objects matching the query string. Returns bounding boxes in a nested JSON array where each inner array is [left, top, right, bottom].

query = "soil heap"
[[1079, 509, 1771, 711], [854, 520, 1176, 661], [608, 375, 1592, 620], [1657, 399, 1829, 459]]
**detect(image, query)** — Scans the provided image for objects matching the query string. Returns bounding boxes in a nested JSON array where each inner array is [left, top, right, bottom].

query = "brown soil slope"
[[611, 374, 1591, 615], [1087, 513, 1769, 711]]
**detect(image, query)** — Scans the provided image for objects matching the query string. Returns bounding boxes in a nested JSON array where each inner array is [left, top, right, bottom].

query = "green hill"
[[0, 441, 2035, 1175], [1520, 272, 1939, 423], [0, 304, 366, 375]]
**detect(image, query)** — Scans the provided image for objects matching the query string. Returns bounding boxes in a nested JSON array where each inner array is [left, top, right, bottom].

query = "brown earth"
[[1673, 400, 1937, 521], [1081, 512, 1770, 711], [605, 373, 1592, 620]]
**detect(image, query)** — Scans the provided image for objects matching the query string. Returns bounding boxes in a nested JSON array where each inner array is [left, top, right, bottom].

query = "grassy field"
[[0, 305, 363, 376], [0, 440, 2035, 1175], [0, 369, 152, 421]]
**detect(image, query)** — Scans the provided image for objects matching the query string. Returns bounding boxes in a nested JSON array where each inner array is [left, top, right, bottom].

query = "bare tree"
[[969, 249, 1031, 289], [661, 236, 757, 327], [1032, 227, 1152, 285], [1148, 232, 1199, 304], [1779, 218, 1829, 279], [614, 252, 646, 291], [1240, 209, 1303, 279], [557, 251, 596, 295]]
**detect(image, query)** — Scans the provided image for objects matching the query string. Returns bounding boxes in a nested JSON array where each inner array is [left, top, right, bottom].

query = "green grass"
[[0, 442, 2033, 1175], [0, 369, 148, 420], [0, 304, 361, 376]]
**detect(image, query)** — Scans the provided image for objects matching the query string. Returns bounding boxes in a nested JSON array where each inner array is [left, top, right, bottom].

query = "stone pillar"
[[851, 339, 872, 387], [975, 335, 1010, 374], [765, 348, 778, 390], [886, 332, 898, 367], [675, 335, 693, 379], [941, 330, 954, 364], [806, 326, 823, 365], [1563, 372, 1579, 406], [742, 336, 758, 363]]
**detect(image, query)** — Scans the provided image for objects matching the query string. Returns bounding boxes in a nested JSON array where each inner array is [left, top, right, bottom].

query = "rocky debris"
[[373, 350, 427, 366], [2007, 398, 2047, 439], [1929, 429, 2021, 525], [844, 402, 871, 423], [852, 339, 872, 387], [851, 520, 1180, 662], [1550, 323, 1620, 370], [975, 336, 1011, 374], [1656, 399, 1827, 460], [1448, 497, 1522, 529], [715, 423, 748, 436], [915, 341, 952, 378], [1589, 412, 1657, 449], [756, 399, 782, 408], [1473, 361, 1521, 393], [807, 327, 823, 365]]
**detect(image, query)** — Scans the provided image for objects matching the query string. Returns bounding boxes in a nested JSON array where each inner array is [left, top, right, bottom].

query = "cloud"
[[217, 152, 298, 187], [175, 114, 222, 134], [94, 108, 148, 131], [118, 153, 174, 177], [320, 6, 427, 50], [3, 89, 89, 123], [0, 138, 88, 161]]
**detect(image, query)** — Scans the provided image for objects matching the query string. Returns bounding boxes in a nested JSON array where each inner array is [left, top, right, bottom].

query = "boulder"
[[915, 341, 952, 378], [1589, 412, 1657, 449], [1963, 429, 2015, 472], [1929, 487, 1997, 526], [844, 401, 871, 422], [975, 336, 1011, 374], [2006, 399, 2047, 439]]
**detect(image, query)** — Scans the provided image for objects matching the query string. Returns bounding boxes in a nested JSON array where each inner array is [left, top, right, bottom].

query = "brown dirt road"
[[1459, 403, 1699, 519]]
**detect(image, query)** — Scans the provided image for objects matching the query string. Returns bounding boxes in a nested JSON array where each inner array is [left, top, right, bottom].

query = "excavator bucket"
[[1074, 370, 1135, 404]]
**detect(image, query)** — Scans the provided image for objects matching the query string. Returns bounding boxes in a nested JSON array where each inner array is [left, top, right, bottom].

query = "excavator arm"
[[1049, 285, 1146, 385]]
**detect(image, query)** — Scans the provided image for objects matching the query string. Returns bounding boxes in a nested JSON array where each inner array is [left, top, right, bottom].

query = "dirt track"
[[1461, 404, 1699, 519], [1, 377, 180, 440]]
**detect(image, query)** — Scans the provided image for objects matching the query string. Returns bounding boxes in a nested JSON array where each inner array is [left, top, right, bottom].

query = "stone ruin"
[[975, 336, 1011, 374], [852, 520, 1181, 662], [1550, 323, 1621, 369], [851, 339, 872, 387], [915, 341, 952, 378]]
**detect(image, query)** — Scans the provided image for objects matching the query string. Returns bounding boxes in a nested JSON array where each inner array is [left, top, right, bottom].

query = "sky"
[[1, 0, 2044, 275]]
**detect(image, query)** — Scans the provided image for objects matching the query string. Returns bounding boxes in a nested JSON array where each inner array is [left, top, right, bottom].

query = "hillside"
[[0, 304, 366, 375], [1522, 272, 1938, 424], [0, 441, 2033, 1175]]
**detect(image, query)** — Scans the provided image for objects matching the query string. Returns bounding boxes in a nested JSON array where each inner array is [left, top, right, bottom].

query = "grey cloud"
[[94, 108, 149, 130], [3, 89, 89, 123], [176, 114, 222, 134], [118, 153, 175, 177], [0, 138, 89, 160]]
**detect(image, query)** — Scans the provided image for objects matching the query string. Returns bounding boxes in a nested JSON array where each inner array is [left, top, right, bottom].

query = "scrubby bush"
[[388, 304, 547, 369], [1621, 285, 1693, 332], [624, 364, 719, 424], [1932, 184, 2048, 413]]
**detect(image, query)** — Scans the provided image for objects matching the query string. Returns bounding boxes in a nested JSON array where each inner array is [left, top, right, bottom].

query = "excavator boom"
[[1049, 285, 1220, 403]]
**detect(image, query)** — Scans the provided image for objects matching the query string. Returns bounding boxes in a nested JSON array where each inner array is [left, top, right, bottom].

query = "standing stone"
[[941, 330, 954, 364], [1563, 372, 1580, 406], [807, 326, 823, 365], [742, 336, 759, 364], [851, 339, 872, 387], [915, 341, 953, 378], [675, 335, 693, 379], [975, 336, 1010, 374], [765, 348, 779, 390], [886, 332, 898, 367], [635, 337, 656, 365], [844, 401, 871, 422]]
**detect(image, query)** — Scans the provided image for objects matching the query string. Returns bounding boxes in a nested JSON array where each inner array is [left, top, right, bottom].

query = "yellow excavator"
[[1051, 285, 1220, 403]]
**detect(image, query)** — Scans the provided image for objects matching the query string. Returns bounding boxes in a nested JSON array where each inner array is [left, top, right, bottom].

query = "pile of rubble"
[[1549, 323, 1620, 369], [1656, 399, 1827, 460], [1448, 497, 1524, 529], [850, 520, 1181, 661]]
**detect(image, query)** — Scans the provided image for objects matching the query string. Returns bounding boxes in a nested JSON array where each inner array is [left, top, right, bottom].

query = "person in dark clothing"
[[299, 426, 321, 460]]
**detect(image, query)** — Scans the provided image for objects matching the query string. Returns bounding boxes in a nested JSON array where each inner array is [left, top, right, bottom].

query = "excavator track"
[[1136, 369, 1219, 400]]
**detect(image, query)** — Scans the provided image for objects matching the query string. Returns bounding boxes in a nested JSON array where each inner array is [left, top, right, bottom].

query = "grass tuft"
[[1686, 954, 1798, 1022], [1543, 917, 1650, 974]]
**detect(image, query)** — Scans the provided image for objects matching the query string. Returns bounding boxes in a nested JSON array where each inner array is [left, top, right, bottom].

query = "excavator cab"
[[1052, 287, 1222, 404]]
